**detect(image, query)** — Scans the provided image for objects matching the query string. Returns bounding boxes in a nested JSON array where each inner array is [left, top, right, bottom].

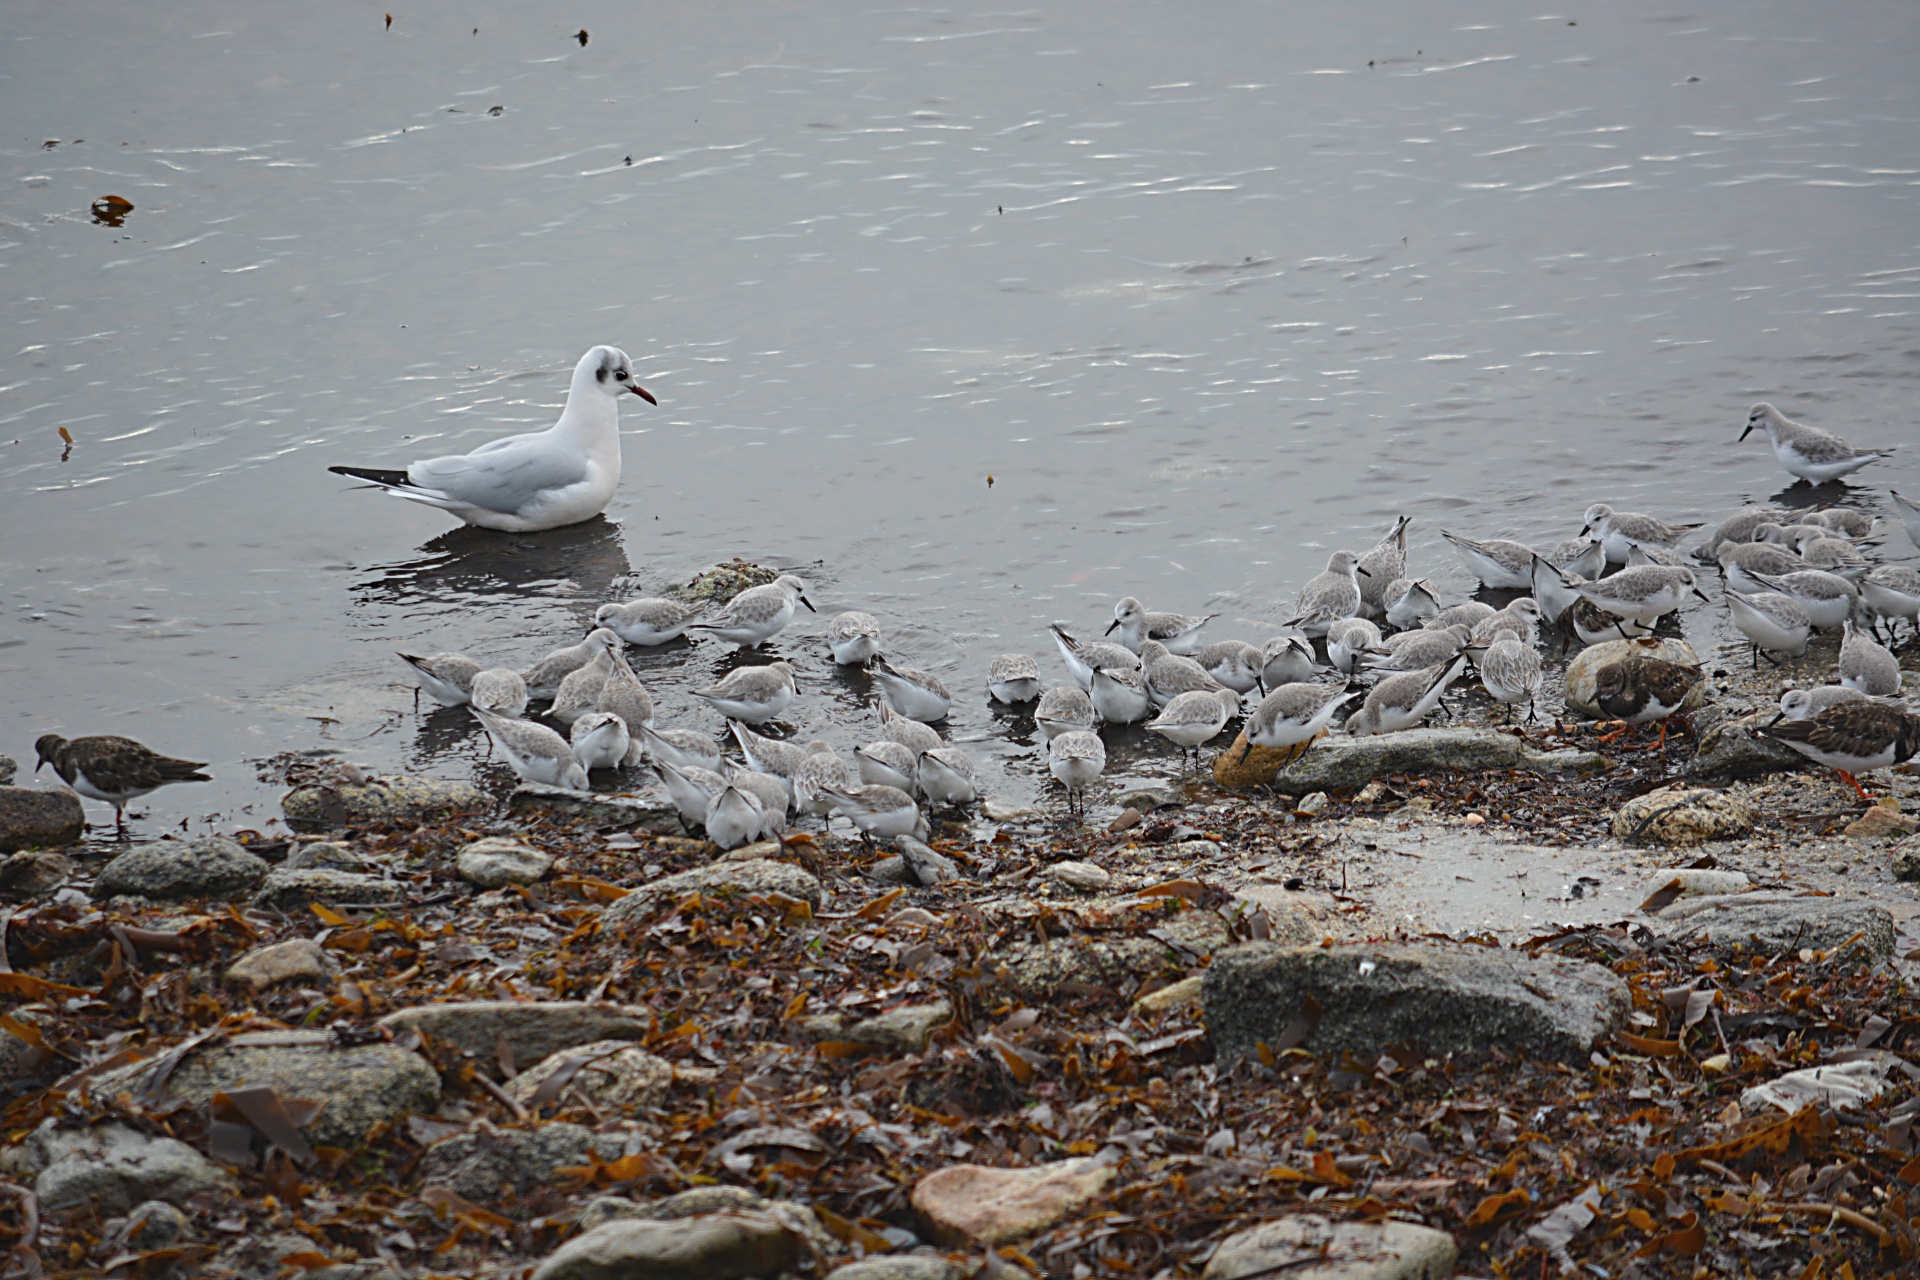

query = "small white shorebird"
[[1106, 597, 1218, 655], [637, 723, 722, 773], [1861, 565, 1920, 641], [470, 668, 529, 718], [1048, 730, 1106, 813], [730, 721, 812, 798], [595, 597, 703, 646], [727, 767, 791, 828], [1383, 578, 1442, 631], [855, 741, 917, 791], [690, 575, 814, 647], [825, 611, 883, 665], [1049, 623, 1139, 691], [705, 781, 772, 850], [1355, 516, 1411, 619], [549, 631, 621, 726], [1239, 680, 1359, 757], [1195, 640, 1265, 695], [1529, 555, 1584, 626], [819, 784, 927, 844], [595, 650, 654, 763], [916, 746, 978, 808], [1260, 632, 1317, 689], [1740, 403, 1892, 484], [1034, 685, 1094, 742], [1148, 688, 1238, 769], [1778, 686, 1867, 722], [1138, 639, 1225, 708], [1571, 566, 1710, 628], [399, 651, 481, 707], [1838, 617, 1902, 697], [1440, 531, 1534, 590], [1287, 551, 1368, 637], [522, 628, 623, 699], [656, 759, 727, 826], [1466, 598, 1542, 652], [330, 346, 655, 532], [877, 700, 941, 756], [1750, 569, 1857, 631], [1547, 535, 1607, 581], [870, 657, 953, 722], [1581, 504, 1701, 567], [986, 653, 1043, 703], [471, 707, 588, 791], [1478, 637, 1543, 722], [1891, 490, 1920, 551], [1724, 589, 1811, 666], [569, 711, 631, 772], [1345, 656, 1470, 736], [1363, 624, 1470, 676], [793, 747, 851, 827], [693, 661, 797, 724], [1717, 541, 1807, 596], [1325, 618, 1382, 676], [1090, 664, 1153, 725]]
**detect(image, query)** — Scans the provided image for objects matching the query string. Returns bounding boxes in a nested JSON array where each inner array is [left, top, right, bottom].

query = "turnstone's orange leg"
[[1836, 769, 1873, 801], [1646, 722, 1669, 751], [1595, 721, 1631, 745]]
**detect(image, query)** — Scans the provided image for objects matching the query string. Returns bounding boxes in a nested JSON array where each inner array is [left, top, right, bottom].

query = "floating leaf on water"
[[575, 28, 589, 46], [90, 194, 133, 226], [385, 12, 392, 29]]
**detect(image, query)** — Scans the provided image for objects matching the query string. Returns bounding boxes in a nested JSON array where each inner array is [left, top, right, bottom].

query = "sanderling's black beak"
[[1355, 566, 1371, 578], [1737, 423, 1755, 441], [1693, 587, 1712, 603], [799, 595, 816, 613], [1103, 619, 1120, 635]]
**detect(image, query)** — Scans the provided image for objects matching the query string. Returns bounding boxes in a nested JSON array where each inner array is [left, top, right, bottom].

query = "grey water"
[[3, 0, 1916, 835]]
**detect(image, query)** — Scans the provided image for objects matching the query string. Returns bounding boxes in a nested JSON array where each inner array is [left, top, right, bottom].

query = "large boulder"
[[282, 775, 488, 830], [1263, 728, 1602, 793], [377, 1001, 650, 1071], [1204, 1215, 1456, 1280], [1204, 941, 1628, 1065], [508, 784, 684, 835], [418, 1122, 622, 1206], [529, 1210, 810, 1280], [0, 850, 71, 896], [91, 1031, 439, 1148], [1612, 787, 1751, 847], [1564, 637, 1702, 718], [603, 859, 823, 923], [0, 786, 84, 853], [1651, 893, 1895, 967], [911, 1157, 1116, 1246], [31, 1122, 233, 1212], [92, 836, 268, 901]]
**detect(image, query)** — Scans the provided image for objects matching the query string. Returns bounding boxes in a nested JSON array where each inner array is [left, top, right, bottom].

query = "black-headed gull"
[[330, 346, 655, 532]]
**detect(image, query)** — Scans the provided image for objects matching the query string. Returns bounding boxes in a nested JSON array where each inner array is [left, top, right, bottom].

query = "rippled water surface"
[[4, 0, 1917, 830]]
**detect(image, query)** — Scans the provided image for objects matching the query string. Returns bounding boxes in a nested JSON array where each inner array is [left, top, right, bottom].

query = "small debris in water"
[[575, 28, 589, 46]]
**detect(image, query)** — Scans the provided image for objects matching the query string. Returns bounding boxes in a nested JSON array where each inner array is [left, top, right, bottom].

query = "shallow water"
[[3, 0, 1917, 835]]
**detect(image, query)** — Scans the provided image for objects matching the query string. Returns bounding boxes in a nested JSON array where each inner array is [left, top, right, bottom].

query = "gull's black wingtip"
[[329, 465, 411, 487]]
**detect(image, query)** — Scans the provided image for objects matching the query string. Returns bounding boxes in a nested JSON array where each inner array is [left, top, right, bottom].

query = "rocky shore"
[[2, 649, 1919, 1278]]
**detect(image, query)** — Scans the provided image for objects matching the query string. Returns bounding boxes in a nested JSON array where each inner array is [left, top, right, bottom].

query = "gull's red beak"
[[629, 383, 658, 405]]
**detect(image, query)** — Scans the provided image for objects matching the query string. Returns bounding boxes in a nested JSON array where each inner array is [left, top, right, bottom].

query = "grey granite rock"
[[284, 841, 377, 872], [1268, 728, 1604, 793], [1204, 941, 1628, 1065], [92, 837, 268, 901], [576, 1186, 770, 1233], [1652, 892, 1895, 967], [830, 1260, 963, 1280], [377, 1001, 650, 1071], [252, 868, 398, 912], [1003, 902, 1241, 999], [456, 837, 553, 887], [1686, 711, 1808, 782], [124, 1200, 189, 1250], [418, 1122, 622, 1205], [0, 850, 70, 896], [33, 1123, 232, 1212], [508, 783, 685, 834], [225, 938, 339, 991], [1204, 1214, 1456, 1280], [0, 756, 13, 786], [803, 1000, 952, 1055], [0, 786, 83, 853], [530, 1209, 810, 1280], [603, 859, 823, 921], [1612, 787, 1752, 847], [505, 1040, 675, 1111], [282, 775, 488, 830]]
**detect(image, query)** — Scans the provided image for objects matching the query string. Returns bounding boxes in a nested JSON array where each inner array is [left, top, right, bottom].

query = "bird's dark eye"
[[616, 369, 629, 381]]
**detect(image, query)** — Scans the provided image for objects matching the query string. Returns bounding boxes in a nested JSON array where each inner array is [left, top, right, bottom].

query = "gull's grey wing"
[[406, 432, 588, 514]]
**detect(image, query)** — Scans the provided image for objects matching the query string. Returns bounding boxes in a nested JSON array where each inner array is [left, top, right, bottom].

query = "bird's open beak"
[[1737, 423, 1754, 441], [1103, 619, 1120, 635], [628, 383, 658, 405]]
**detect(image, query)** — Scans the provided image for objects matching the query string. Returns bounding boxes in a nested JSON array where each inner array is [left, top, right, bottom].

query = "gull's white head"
[[576, 345, 656, 405]]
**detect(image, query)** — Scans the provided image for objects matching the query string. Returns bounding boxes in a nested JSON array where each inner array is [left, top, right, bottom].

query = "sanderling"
[[398, 650, 482, 707], [694, 660, 797, 724], [1717, 541, 1807, 595], [728, 766, 792, 827], [1034, 685, 1095, 742], [1106, 597, 1219, 656], [1345, 657, 1469, 736], [1839, 617, 1901, 697], [1050, 623, 1139, 691], [570, 711, 631, 772], [1241, 680, 1358, 756], [1750, 569, 1857, 631], [34, 734, 209, 829], [1891, 490, 1920, 550], [878, 700, 942, 756], [1468, 598, 1542, 651], [1047, 731, 1106, 813], [1288, 551, 1368, 637], [656, 759, 726, 826], [1356, 516, 1411, 618], [1440, 531, 1534, 590], [1091, 664, 1153, 724], [1571, 598, 1654, 646], [871, 657, 953, 723], [1779, 686, 1867, 722], [1139, 639, 1227, 707], [794, 744, 850, 825], [1758, 699, 1920, 798], [595, 597, 702, 646], [1383, 578, 1442, 631], [1862, 565, 1920, 640], [1695, 505, 1789, 563], [637, 723, 722, 774], [471, 707, 588, 791], [1479, 637, 1543, 722], [1582, 504, 1701, 567], [595, 647, 655, 745], [917, 746, 978, 808], [820, 783, 927, 843], [1365, 624, 1472, 675], [1792, 529, 1871, 573], [1801, 508, 1876, 539], [1548, 536, 1607, 581], [1741, 403, 1892, 483], [825, 611, 882, 666], [1195, 639, 1265, 694], [329, 346, 653, 533], [1591, 653, 1704, 747], [690, 574, 815, 647], [1325, 618, 1383, 676], [550, 631, 621, 726], [986, 653, 1043, 704], [705, 781, 770, 850], [1529, 555, 1585, 626], [730, 721, 810, 797], [471, 668, 529, 718], [1725, 589, 1812, 666], [855, 740, 917, 792], [1148, 688, 1238, 769], [1260, 632, 1317, 689], [1572, 566, 1709, 627], [1626, 544, 1689, 570], [1425, 601, 1497, 632], [523, 628, 622, 698]]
